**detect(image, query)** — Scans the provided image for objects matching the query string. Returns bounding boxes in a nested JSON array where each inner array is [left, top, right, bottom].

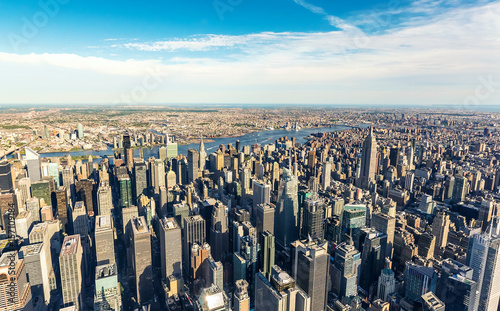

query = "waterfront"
[[37, 125, 357, 162]]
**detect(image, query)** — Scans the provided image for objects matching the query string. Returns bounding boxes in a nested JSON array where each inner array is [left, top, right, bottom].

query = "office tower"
[[183, 215, 206, 276], [341, 204, 367, 242], [77, 123, 83, 138], [166, 170, 176, 190], [123, 134, 131, 167], [137, 194, 155, 226], [122, 205, 138, 237], [20, 243, 51, 306], [466, 223, 500, 311], [133, 161, 147, 202], [0, 251, 33, 311], [261, 231, 275, 280], [97, 183, 113, 215], [418, 232, 436, 260], [432, 212, 450, 255], [479, 200, 494, 231], [187, 149, 199, 183], [31, 180, 51, 207], [26, 147, 42, 182], [130, 216, 153, 304], [371, 212, 396, 259], [420, 292, 445, 311], [360, 126, 377, 188], [75, 179, 94, 212], [159, 217, 182, 279], [15, 210, 32, 239], [152, 159, 165, 194], [173, 202, 189, 229], [158, 146, 167, 161], [210, 202, 229, 262], [302, 195, 325, 240], [321, 161, 331, 190], [62, 165, 75, 199], [404, 262, 437, 302], [234, 279, 250, 311], [94, 263, 122, 311], [437, 259, 477, 311], [405, 171, 414, 191], [25, 197, 40, 223], [255, 266, 311, 311], [377, 268, 395, 301], [199, 139, 206, 172], [47, 162, 59, 187], [389, 146, 399, 167], [332, 197, 345, 217], [207, 257, 224, 290], [359, 228, 387, 292], [452, 175, 468, 203], [95, 215, 115, 266], [72, 201, 88, 237], [196, 285, 230, 311], [292, 239, 329, 311], [256, 203, 275, 239], [0, 161, 13, 192], [118, 175, 132, 208], [17, 177, 31, 206], [190, 243, 211, 281], [275, 168, 299, 247], [54, 186, 68, 231], [253, 180, 271, 215], [166, 134, 178, 159], [60, 235, 84, 310], [332, 241, 361, 298]]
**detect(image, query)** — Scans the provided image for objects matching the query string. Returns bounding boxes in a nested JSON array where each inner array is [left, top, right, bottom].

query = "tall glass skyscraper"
[[275, 168, 299, 247]]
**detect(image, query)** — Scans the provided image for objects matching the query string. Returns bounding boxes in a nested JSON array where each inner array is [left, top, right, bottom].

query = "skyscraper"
[[371, 211, 396, 259], [95, 215, 115, 266], [26, 147, 42, 182], [360, 126, 377, 189], [20, 243, 51, 307], [199, 139, 206, 172], [0, 251, 33, 311], [432, 211, 450, 255], [55, 186, 69, 232], [260, 231, 275, 280], [359, 228, 387, 292], [275, 168, 300, 247], [234, 279, 250, 311], [253, 180, 271, 216], [94, 263, 122, 311], [466, 221, 500, 311], [332, 241, 361, 298], [72, 201, 88, 237], [131, 216, 153, 304], [77, 123, 83, 138], [133, 160, 147, 202], [256, 203, 275, 239], [183, 215, 206, 275], [302, 195, 325, 240], [377, 268, 395, 302], [159, 217, 182, 279], [60, 235, 84, 310], [452, 175, 468, 203], [292, 239, 329, 311], [0, 161, 13, 193], [118, 175, 132, 209], [321, 161, 331, 190], [166, 134, 178, 159], [188, 149, 199, 183], [210, 202, 229, 262], [75, 179, 94, 212], [97, 182, 113, 215], [404, 262, 437, 302], [437, 259, 477, 311]]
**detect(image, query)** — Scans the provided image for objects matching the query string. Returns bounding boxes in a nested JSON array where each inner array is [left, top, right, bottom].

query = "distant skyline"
[[0, 0, 499, 106]]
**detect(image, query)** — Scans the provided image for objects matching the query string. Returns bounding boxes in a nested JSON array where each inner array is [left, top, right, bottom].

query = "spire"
[[166, 133, 170, 144], [200, 137, 205, 152]]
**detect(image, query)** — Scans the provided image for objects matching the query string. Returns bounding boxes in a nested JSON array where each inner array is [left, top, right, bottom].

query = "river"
[[36, 125, 359, 162]]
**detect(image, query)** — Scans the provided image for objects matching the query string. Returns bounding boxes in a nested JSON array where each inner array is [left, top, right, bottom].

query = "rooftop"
[[60, 235, 80, 256]]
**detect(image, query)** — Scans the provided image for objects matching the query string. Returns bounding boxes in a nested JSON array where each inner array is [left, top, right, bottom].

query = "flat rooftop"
[[60, 235, 80, 256]]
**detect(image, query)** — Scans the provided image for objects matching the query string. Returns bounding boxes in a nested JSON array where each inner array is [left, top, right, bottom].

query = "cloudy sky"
[[0, 0, 499, 107]]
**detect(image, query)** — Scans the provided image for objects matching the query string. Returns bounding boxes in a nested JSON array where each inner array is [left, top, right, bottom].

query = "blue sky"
[[0, 0, 499, 106]]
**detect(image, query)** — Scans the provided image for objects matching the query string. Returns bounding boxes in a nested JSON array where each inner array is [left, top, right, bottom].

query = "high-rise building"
[[234, 279, 250, 311], [26, 147, 42, 182], [20, 243, 51, 307], [255, 266, 310, 311], [466, 222, 500, 311], [166, 134, 178, 159], [275, 168, 299, 247], [420, 292, 445, 311], [187, 149, 199, 183], [321, 161, 331, 190], [31, 180, 51, 207], [196, 284, 230, 311], [118, 175, 132, 209], [0, 251, 33, 311], [72, 201, 88, 237], [256, 203, 275, 240], [190, 243, 211, 281], [377, 268, 395, 302], [172, 202, 189, 229], [60, 235, 84, 310], [404, 262, 437, 302], [95, 215, 115, 266], [183, 215, 206, 275], [133, 161, 148, 202], [94, 263, 122, 311], [17, 177, 31, 207], [302, 195, 325, 240], [359, 228, 387, 292], [332, 241, 361, 298], [152, 159, 165, 194], [199, 139, 206, 172], [62, 166, 75, 200], [159, 217, 182, 279], [75, 179, 94, 213], [291, 239, 329, 311], [452, 175, 468, 203], [253, 180, 271, 215], [15, 210, 32, 239], [360, 126, 377, 188], [210, 202, 229, 262], [260, 231, 275, 280], [122, 205, 138, 237], [77, 123, 83, 138], [371, 212, 396, 259], [0, 161, 13, 193], [25, 197, 40, 223], [432, 212, 450, 255], [130, 216, 153, 304], [97, 183, 113, 215], [437, 259, 477, 311]]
